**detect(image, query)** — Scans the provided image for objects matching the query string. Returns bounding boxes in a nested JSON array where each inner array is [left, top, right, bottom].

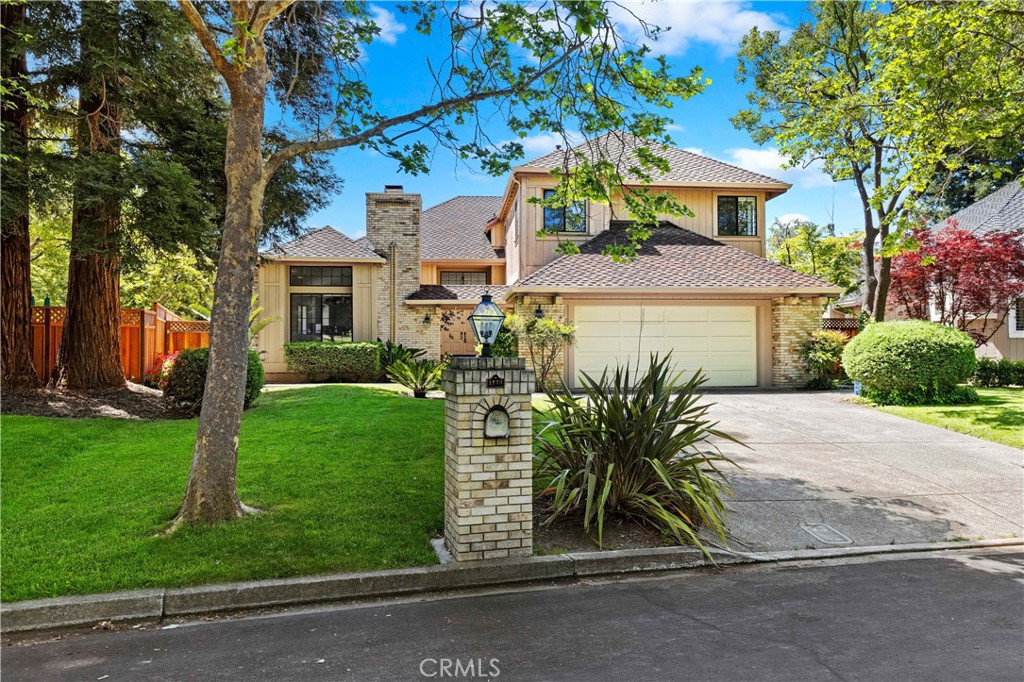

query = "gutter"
[[503, 285, 844, 301]]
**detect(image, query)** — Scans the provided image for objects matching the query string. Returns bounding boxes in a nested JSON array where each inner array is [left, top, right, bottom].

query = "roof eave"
[[504, 284, 842, 300], [260, 254, 386, 264]]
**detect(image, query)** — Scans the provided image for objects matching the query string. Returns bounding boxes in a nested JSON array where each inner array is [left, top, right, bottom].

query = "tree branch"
[[178, 0, 239, 88], [251, 0, 297, 34]]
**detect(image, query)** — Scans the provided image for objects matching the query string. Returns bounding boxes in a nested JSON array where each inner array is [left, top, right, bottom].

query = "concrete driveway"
[[703, 392, 1023, 552]]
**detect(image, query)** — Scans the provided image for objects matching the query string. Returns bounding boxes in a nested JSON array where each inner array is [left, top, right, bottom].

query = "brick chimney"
[[366, 186, 422, 343]]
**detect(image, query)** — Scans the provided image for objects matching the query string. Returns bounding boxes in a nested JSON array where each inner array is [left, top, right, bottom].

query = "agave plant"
[[534, 353, 739, 555], [386, 359, 443, 398]]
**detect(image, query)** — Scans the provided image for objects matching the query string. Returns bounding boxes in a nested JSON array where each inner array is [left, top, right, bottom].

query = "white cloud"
[[774, 213, 811, 225], [723, 147, 835, 189], [500, 130, 584, 157], [610, 1, 788, 56], [370, 5, 406, 45], [681, 146, 706, 156]]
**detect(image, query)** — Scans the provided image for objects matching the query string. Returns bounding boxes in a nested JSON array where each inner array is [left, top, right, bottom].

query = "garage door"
[[572, 305, 757, 388]]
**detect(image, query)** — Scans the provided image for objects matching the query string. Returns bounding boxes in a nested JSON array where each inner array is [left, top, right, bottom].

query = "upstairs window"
[[717, 196, 758, 237], [440, 271, 488, 286], [543, 189, 587, 233], [289, 266, 352, 287], [1010, 298, 1024, 338]]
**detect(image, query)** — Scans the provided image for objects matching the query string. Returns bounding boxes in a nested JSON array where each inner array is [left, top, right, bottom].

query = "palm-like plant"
[[386, 359, 442, 398], [378, 339, 426, 372], [534, 354, 739, 555]]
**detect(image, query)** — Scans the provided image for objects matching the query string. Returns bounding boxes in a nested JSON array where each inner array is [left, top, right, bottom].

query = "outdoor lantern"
[[534, 304, 544, 319], [468, 293, 505, 357]]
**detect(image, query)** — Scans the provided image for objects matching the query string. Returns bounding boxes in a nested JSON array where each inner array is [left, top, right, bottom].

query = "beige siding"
[[977, 320, 1024, 361], [515, 174, 769, 277], [255, 260, 379, 378], [420, 261, 505, 285]]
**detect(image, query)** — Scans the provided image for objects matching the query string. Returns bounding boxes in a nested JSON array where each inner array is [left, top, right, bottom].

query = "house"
[[833, 180, 1024, 361], [254, 132, 841, 387]]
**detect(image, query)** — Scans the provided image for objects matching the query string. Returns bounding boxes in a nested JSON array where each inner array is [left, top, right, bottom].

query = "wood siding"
[[513, 174, 769, 278]]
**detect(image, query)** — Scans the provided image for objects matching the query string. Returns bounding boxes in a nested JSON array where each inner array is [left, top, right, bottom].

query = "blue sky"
[[286, 1, 862, 239]]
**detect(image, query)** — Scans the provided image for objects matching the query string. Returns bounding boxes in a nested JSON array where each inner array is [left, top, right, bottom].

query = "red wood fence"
[[30, 303, 210, 383]]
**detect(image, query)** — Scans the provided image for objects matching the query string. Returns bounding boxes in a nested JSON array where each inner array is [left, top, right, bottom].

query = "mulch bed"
[[533, 514, 676, 554], [1, 382, 185, 421]]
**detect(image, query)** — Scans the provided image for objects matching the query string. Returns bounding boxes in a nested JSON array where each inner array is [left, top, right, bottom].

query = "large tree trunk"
[[0, 2, 41, 389], [175, 57, 268, 525], [874, 254, 892, 323], [50, 0, 125, 391]]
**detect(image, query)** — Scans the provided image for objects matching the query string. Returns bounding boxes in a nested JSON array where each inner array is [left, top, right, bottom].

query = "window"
[[543, 189, 587, 233], [289, 266, 352, 287], [1010, 298, 1024, 339], [717, 196, 758, 236], [290, 294, 353, 342], [440, 271, 488, 286]]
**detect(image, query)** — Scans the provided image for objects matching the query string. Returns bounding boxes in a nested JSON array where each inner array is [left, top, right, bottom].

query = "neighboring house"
[[833, 180, 1024, 361], [255, 132, 841, 387]]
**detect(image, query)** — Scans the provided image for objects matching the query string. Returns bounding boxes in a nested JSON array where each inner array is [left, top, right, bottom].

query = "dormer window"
[[543, 189, 587, 233], [717, 196, 757, 237]]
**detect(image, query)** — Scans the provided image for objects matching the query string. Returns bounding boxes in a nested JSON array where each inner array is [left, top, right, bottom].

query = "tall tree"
[[49, 0, 126, 389], [172, 0, 705, 524], [768, 218, 862, 294], [735, 1, 1024, 322], [1, 1, 40, 388]]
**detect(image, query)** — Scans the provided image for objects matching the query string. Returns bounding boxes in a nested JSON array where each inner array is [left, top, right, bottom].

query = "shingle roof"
[[422, 196, 503, 260], [264, 226, 382, 260], [522, 131, 788, 187], [407, 284, 510, 302], [515, 225, 839, 292], [945, 179, 1024, 235]]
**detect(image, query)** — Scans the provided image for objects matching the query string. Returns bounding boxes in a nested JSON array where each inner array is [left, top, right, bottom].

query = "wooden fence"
[[31, 303, 210, 383]]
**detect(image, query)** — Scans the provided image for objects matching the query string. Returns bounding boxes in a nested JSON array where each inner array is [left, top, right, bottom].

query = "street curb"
[[3, 539, 1020, 634]]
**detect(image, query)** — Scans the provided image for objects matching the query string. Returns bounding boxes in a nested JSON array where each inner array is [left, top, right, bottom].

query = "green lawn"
[[874, 387, 1024, 449], [1, 385, 445, 602]]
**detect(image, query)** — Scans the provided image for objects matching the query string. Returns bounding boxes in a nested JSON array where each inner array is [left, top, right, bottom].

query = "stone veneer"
[[512, 295, 568, 389], [772, 296, 823, 387], [443, 356, 535, 561]]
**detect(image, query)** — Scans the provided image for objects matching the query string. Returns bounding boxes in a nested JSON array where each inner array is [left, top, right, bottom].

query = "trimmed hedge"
[[973, 358, 1024, 387], [164, 348, 265, 415], [284, 341, 382, 382], [843, 320, 977, 405]]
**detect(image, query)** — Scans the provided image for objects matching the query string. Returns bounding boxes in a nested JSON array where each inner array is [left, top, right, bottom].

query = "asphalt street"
[[4, 548, 1022, 681]]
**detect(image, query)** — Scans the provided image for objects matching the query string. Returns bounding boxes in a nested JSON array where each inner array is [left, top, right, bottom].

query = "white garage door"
[[572, 305, 758, 388]]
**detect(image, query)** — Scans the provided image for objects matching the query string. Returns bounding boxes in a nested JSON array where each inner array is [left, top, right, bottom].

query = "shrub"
[[490, 324, 519, 358], [144, 351, 180, 390], [378, 339, 425, 374], [842, 320, 977, 405], [386, 359, 443, 398], [534, 353, 737, 554], [284, 341, 381, 382], [973, 358, 1024, 387], [505, 314, 575, 389], [164, 348, 264, 414], [800, 330, 847, 389]]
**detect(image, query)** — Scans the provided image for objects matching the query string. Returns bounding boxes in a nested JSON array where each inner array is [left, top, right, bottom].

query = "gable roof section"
[[945, 179, 1024, 235], [422, 196, 504, 260], [263, 226, 382, 261], [513, 225, 840, 293], [520, 131, 789, 189]]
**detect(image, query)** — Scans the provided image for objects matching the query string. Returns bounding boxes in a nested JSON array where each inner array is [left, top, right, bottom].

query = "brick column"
[[442, 356, 535, 561], [772, 296, 824, 387]]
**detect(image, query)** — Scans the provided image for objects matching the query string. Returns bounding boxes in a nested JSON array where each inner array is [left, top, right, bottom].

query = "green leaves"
[[385, 359, 443, 399], [533, 353, 739, 554]]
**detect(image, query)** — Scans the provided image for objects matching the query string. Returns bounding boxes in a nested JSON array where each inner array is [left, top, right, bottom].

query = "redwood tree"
[[0, 1, 40, 389], [889, 221, 1024, 346], [173, 0, 705, 524]]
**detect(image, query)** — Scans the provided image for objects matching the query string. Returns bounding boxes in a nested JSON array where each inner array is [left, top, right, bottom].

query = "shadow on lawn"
[[926, 390, 1024, 430]]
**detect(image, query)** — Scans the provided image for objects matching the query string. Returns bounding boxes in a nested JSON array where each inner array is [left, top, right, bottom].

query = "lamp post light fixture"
[[534, 304, 544, 319], [468, 293, 506, 357]]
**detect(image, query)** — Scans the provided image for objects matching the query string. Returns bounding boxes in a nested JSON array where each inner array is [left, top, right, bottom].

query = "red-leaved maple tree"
[[889, 221, 1024, 346]]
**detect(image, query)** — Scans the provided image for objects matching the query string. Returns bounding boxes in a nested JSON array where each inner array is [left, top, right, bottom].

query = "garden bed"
[[0, 382, 179, 421]]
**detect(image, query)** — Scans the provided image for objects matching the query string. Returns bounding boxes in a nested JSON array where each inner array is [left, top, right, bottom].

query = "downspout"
[[389, 241, 397, 343]]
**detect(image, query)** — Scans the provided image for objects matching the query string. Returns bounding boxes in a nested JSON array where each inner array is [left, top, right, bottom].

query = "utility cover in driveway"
[[573, 304, 757, 387]]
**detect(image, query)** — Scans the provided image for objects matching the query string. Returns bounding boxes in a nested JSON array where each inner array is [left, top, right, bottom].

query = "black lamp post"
[[468, 294, 506, 357]]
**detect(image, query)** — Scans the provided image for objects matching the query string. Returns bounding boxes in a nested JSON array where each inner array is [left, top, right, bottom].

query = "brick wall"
[[443, 357, 534, 561], [366, 190, 422, 347], [772, 297, 823, 387], [512, 295, 568, 390]]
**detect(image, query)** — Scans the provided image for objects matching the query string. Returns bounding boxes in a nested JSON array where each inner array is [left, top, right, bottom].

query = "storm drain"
[[800, 522, 853, 545]]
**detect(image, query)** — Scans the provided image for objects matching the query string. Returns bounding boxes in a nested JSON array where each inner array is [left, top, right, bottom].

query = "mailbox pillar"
[[442, 356, 534, 561]]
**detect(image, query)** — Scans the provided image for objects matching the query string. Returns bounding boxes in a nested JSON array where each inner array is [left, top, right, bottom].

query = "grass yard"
[[874, 387, 1024, 449], [1, 385, 445, 602]]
